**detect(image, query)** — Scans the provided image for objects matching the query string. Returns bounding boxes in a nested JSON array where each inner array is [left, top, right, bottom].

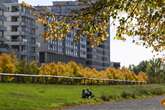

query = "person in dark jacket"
[[82, 88, 94, 99]]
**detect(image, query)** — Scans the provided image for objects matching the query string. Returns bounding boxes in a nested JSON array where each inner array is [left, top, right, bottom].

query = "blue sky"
[[19, 0, 155, 67]]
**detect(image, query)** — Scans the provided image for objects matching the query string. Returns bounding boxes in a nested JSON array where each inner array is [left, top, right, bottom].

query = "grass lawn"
[[0, 83, 165, 110]]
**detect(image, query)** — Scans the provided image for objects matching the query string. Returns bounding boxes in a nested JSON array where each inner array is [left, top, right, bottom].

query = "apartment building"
[[37, 1, 87, 65], [0, 0, 110, 70], [52, 1, 110, 70], [0, 3, 10, 53], [0, 4, 5, 40], [2, 0, 39, 62], [86, 39, 110, 70], [0, 3, 5, 44], [38, 1, 110, 70]]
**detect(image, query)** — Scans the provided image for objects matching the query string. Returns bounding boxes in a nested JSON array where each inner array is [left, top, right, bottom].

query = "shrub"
[[16, 60, 39, 74], [121, 91, 136, 99], [137, 72, 148, 81], [0, 54, 16, 73], [0, 56, 148, 84], [138, 89, 151, 95], [100, 94, 110, 101], [150, 88, 165, 95]]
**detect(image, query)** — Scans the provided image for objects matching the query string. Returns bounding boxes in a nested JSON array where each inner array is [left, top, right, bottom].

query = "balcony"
[[5, 12, 20, 16], [7, 31, 20, 35], [0, 25, 6, 31], [5, 22, 20, 26], [7, 39, 27, 46], [0, 15, 6, 21], [0, 42, 10, 53], [18, 51, 27, 55], [20, 12, 35, 19]]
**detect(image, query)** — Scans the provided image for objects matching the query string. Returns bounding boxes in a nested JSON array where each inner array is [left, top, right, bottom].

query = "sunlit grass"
[[0, 83, 165, 110]]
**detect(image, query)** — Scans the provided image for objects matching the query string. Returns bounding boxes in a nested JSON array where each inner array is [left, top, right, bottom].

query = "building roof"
[[0, 0, 18, 3]]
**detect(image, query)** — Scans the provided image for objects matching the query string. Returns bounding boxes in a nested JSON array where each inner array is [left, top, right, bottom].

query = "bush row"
[[39, 62, 148, 82], [0, 54, 148, 83], [100, 87, 165, 101]]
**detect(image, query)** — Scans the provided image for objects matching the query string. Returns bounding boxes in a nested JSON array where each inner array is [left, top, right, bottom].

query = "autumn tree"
[[73, 0, 165, 50], [16, 60, 39, 74], [0, 54, 16, 73], [137, 72, 148, 82], [67, 61, 82, 77], [20, 0, 164, 49], [129, 58, 165, 83]]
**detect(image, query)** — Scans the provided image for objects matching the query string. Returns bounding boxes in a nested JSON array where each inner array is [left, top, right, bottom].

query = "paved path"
[[64, 96, 165, 110]]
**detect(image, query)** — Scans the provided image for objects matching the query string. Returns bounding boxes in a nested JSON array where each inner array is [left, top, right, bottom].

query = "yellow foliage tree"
[[39, 61, 148, 82], [66, 61, 82, 77], [121, 68, 136, 81], [137, 72, 148, 81], [0, 54, 16, 73]]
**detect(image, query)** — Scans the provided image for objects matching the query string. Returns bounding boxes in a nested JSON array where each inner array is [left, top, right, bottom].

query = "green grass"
[[0, 83, 165, 110]]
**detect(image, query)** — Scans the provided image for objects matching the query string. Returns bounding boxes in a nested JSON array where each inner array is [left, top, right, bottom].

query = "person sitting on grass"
[[82, 88, 94, 99]]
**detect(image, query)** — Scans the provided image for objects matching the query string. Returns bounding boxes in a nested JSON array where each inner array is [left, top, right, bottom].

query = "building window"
[[31, 47, 36, 53], [0, 31, 3, 38], [11, 25, 19, 32], [0, 9, 3, 16], [31, 38, 36, 44], [87, 54, 92, 59], [30, 47, 36, 53], [81, 44, 86, 48], [12, 45, 19, 52], [11, 16, 18, 22], [31, 56, 36, 60], [0, 20, 3, 25], [32, 28, 35, 34], [11, 35, 19, 42], [82, 51, 86, 55], [87, 61, 92, 65], [21, 46, 26, 52], [48, 44, 53, 50], [67, 32, 72, 38], [11, 6, 19, 12], [21, 55, 26, 60]]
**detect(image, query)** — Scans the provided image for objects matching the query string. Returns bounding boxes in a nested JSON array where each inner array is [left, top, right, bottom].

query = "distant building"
[[111, 62, 121, 69], [2, 0, 39, 62]]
